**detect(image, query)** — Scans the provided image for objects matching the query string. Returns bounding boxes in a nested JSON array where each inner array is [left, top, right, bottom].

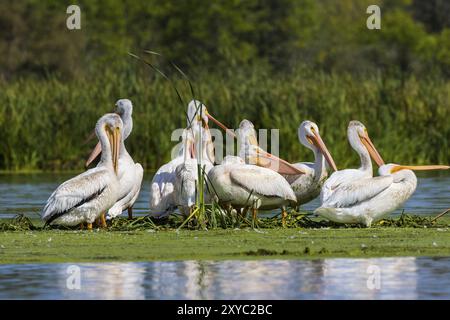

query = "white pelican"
[[85, 99, 143, 220], [315, 163, 449, 226], [207, 155, 297, 221], [149, 100, 226, 216], [314, 120, 449, 226], [317, 121, 385, 206], [42, 114, 122, 229], [283, 121, 337, 205], [174, 129, 199, 215]]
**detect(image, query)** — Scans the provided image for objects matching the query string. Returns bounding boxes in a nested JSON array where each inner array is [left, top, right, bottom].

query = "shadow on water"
[[0, 257, 449, 299], [0, 172, 449, 219]]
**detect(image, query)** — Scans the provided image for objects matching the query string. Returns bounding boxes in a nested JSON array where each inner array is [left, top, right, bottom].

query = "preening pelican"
[[174, 129, 199, 215], [208, 119, 301, 223], [207, 156, 297, 221], [86, 99, 143, 219], [315, 163, 450, 226], [284, 121, 337, 205], [42, 114, 122, 229], [238, 119, 304, 175], [149, 100, 226, 216]]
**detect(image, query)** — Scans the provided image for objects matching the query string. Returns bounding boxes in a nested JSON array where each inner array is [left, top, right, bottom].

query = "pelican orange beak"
[[106, 126, 121, 175], [254, 148, 306, 175], [205, 111, 237, 138], [83, 130, 97, 145], [246, 134, 305, 175], [85, 142, 102, 168], [359, 130, 385, 167], [307, 129, 338, 171], [390, 165, 450, 174]]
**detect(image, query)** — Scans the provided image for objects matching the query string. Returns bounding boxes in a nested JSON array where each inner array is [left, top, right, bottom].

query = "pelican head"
[[348, 120, 385, 167], [298, 121, 338, 171], [85, 99, 133, 168], [187, 100, 235, 138], [238, 119, 258, 150], [115, 99, 133, 116], [187, 100, 208, 128], [115, 99, 133, 139], [379, 163, 450, 175], [95, 113, 122, 175], [238, 119, 305, 175]]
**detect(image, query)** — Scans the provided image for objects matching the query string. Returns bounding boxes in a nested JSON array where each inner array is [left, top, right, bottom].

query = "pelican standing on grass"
[[208, 120, 300, 224], [284, 121, 338, 206], [42, 114, 122, 229], [208, 156, 297, 223], [86, 99, 143, 220], [149, 100, 226, 216], [314, 121, 449, 226]]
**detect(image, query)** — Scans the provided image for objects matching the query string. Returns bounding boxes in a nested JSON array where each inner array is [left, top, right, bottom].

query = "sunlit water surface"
[[0, 174, 449, 300], [0, 173, 449, 219], [0, 257, 449, 299]]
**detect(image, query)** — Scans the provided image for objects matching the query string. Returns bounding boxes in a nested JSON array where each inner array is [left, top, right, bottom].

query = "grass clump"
[[0, 215, 35, 231]]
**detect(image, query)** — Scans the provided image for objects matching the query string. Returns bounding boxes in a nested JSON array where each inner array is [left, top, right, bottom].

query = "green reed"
[[0, 65, 448, 172]]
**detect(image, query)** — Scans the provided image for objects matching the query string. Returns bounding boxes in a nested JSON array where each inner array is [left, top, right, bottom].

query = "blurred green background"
[[0, 0, 449, 171]]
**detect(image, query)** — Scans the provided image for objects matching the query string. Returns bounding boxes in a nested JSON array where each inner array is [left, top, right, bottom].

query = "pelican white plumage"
[[42, 114, 122, 229], [149, 100, 225, 216], [174, 129, 199, 215], [86, 99, 143, 220], [207, 155, 297, 220], [315, 163, 449, 226], [283, 121, 337, 205], [313, 120, 450, 226]]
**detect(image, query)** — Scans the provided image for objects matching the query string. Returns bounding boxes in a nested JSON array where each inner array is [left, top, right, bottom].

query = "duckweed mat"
[[0, 213, 449, 264]]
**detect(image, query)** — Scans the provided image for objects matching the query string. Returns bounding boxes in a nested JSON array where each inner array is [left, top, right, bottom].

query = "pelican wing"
[[149, 158, 182, 212], [42, 167, 111, 224], [322, 175, 393, 208], [321, 169, 370, 203], [229, 166, 296, 201]]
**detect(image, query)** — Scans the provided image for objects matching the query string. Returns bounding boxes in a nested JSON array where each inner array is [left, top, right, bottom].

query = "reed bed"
[[0, 65, 448, 172]]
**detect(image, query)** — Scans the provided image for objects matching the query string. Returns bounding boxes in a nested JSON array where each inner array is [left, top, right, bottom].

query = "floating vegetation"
[[0, 214, 35, 231], [1, 211, 449, 232], [243, 249, 291, 256], [375, 212, 448, 228]]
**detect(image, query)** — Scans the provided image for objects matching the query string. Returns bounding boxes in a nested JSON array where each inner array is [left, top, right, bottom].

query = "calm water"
[[1, 174, 449, 300], [0, 257, 449, 299], [0, 173, 448, 219]]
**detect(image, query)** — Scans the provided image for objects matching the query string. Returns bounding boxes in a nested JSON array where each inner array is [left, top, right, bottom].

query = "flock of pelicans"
[[42, 99, 449, 229]]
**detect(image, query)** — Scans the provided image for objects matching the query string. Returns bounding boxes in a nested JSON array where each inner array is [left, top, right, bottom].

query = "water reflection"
[[0, 173, 448, 218], [0, 257, 449, 299]]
